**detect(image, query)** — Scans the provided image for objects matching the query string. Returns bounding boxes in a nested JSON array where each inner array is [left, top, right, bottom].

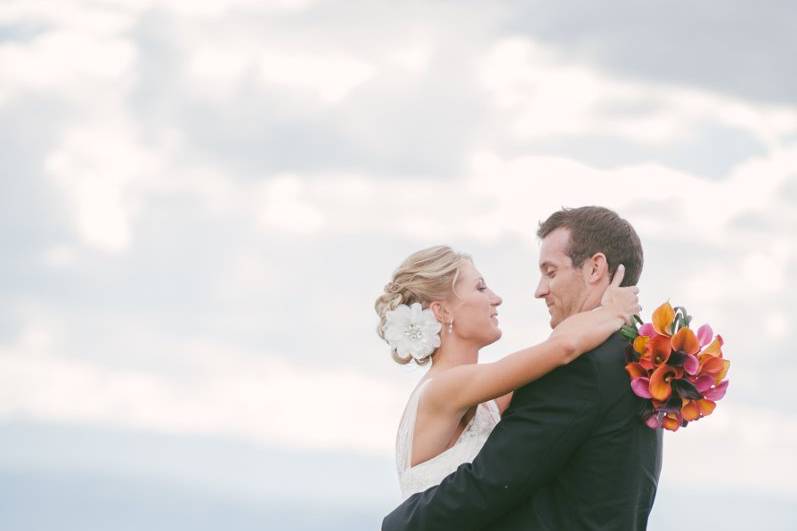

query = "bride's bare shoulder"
[[419, 365, 478, 413]]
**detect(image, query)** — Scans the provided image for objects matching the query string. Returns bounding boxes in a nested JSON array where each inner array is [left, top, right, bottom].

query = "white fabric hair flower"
[[384, 303, 442, 362]]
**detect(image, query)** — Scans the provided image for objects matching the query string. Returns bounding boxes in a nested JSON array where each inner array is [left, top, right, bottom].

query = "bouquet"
[[621, 302, 730, 431]]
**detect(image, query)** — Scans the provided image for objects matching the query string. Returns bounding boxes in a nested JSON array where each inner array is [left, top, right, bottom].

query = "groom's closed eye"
[[540, 261, 557, 278]]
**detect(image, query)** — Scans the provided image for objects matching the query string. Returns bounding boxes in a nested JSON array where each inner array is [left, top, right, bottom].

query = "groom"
[[383, 206, 663, 530]]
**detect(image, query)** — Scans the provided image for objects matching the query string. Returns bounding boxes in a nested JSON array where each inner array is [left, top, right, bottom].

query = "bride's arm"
[[425, 266, 640, 414]]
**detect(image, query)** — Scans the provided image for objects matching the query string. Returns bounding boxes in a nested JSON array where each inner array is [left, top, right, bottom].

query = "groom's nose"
[[534, 278, 548, 299]]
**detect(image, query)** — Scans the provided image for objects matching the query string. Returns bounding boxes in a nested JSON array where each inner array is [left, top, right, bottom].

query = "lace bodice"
[[396, 379, 501, 499]]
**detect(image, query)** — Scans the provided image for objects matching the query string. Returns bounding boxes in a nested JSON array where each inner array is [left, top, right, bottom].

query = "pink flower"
[[696, 324, 714, 347]]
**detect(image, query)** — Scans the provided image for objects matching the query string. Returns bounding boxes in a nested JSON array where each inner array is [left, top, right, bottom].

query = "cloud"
[[184, 40, 375, 105], [478, 38, 797, 149], [0, 9, 137, 105], [44, 113, 169, 253], [502, 0, 797, 104], [3, 318, 795, 497], [256, 175, 327, 234], [258, 49, 375, 104], [0, 322, 410, 455], [662, 403, 797, 494], [240, 144, 797, 253], [120, 0, 498, 178]]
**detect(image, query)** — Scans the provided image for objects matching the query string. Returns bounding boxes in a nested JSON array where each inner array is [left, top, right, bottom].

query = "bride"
[[374, 245, 640, 498]]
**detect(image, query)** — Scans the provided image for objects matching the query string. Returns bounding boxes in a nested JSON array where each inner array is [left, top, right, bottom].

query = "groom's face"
[[535, 227, 589, 328]]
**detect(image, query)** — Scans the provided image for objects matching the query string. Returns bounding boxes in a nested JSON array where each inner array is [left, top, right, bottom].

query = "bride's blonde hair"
[[374, 245, 471, 365]]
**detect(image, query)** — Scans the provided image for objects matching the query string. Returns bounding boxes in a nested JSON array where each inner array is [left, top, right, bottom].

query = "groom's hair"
[[537, 206, 643, 286]]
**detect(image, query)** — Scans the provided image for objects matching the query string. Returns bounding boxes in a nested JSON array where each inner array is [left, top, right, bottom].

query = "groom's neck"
[[578, 289, 604, 313]]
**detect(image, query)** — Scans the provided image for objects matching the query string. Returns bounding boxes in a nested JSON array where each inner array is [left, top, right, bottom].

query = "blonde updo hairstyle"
[[375, 245, 471, 365]]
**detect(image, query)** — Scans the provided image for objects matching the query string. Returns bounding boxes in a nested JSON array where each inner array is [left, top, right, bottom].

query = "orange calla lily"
[[662, 413, 681, 431], [681, 400, 701, 421], [671, 327, 700, 356], [649, 364, 679, 401], [633, 335, 649, 355], [697, 399, 716, 417], [681, 398, 716, 422], [701, 335, 724, 357], [652, 302, 675, 336], [645, 334, 672, 367], [625, 362, 647, 379], [715, 359, 731, 384], [699, 356, 730, 383], [698, 353, 716, 368]]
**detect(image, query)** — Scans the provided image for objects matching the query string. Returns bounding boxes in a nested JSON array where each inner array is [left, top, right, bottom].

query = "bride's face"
[[448, 261, 503, 347]]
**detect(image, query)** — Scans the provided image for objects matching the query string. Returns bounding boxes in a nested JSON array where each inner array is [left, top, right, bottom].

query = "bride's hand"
[[600, 264, 641, 324]]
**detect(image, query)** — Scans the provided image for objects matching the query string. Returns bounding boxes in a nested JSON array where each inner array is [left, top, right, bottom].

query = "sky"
[[1, 1, 796, 530]]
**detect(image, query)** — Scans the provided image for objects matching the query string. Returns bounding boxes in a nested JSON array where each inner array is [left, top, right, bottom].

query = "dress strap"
[[395, 379, 432, 474]]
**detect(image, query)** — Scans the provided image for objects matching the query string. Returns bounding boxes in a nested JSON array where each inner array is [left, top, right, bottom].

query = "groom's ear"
[[583, 252, 609, 285]]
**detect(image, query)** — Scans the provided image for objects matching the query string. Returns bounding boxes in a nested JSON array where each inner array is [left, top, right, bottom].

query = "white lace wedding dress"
[[396, 379, 501, 499]]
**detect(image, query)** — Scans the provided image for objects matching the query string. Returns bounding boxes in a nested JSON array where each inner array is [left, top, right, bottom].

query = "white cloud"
[[0, 326, 409, 455], [186, 46, 251, 101], [2, 320, 794, 495], [158, 0, 320, 17], [176, 16, 379, 105], [661, 403, 797, 494], [0, 0, 317, 28], [0, 0, 139, 36], [42, 244, 80, 268], [478, 38, 797, 148], [681, 229, 792, 303], [0, 30, 136, 104], [765, 312, 788, 341], [389, 40, 433, 74], [256, 175, 326, 234], [215, 250, 276, 301], [246, 146, 796, 251], [45, 115, 167, 253], [259, 49, 375, 103]]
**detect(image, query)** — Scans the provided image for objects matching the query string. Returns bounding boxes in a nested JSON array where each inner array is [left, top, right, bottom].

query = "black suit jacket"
[[383, 333, 663, 531]]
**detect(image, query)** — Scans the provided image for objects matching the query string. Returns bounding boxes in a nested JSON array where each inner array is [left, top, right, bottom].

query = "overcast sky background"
[[2, 1, 796, 530]]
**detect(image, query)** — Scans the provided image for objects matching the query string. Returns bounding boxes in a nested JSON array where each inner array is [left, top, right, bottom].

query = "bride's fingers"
[[623, 288, 639, 303], [610, 264, 626, 287]]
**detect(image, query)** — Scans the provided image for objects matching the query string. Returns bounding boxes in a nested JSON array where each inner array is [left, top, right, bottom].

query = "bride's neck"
[[429, 337, 479, 371]]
